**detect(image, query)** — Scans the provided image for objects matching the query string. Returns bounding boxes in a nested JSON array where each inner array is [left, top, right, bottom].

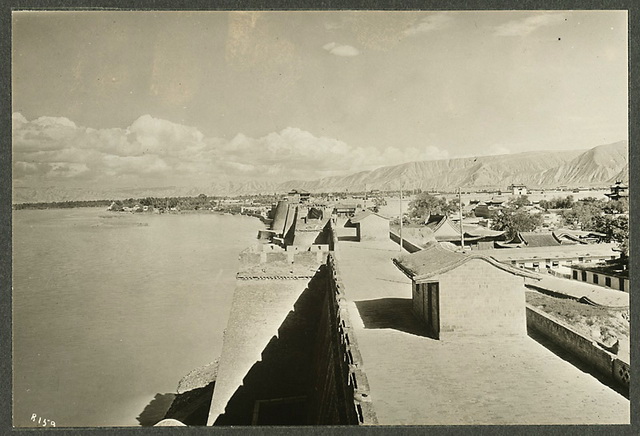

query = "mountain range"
[[13, 140, 629, 203]]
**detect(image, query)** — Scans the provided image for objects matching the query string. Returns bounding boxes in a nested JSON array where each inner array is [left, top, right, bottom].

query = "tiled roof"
[[516, 232, 561, 247], [465, 227, 505, 238], [394, 242, 539, 281], [424, 214, 447, 231]]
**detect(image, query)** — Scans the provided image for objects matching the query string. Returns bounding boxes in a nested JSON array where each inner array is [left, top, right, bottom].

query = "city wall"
[[324, 253, 377, 424], [209, 236, 376, 425], [526, 305, 629, 394]]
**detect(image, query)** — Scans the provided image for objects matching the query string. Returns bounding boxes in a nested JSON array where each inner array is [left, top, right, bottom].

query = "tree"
[[560, 199, 605, 229], [603, 198, 629, 214], [539, 195, 574, 210], [510, 195, 531, 209], [589, 215, 629, 256], [491, 206, 543, 240], [408, 193, 452, 222]]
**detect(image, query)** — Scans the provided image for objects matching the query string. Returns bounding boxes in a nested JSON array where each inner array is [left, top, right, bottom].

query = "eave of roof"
[[394, 244, 540, 282], [349, 210, 390, 223]]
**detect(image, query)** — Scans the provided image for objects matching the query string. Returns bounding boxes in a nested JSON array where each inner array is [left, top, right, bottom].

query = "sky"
[[12, 10, 628, 192]]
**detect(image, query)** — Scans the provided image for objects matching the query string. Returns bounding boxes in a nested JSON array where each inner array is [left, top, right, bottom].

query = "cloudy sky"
[[12, 10, 628, 192]]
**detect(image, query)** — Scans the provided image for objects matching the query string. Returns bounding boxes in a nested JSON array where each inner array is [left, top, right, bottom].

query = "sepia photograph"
[[10, 9, 631, 429]]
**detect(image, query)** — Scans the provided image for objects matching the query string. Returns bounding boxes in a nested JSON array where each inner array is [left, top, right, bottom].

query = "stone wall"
[[526, 305, 629, 394]]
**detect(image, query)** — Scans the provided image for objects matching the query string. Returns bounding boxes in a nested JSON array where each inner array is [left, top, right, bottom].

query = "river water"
[[12, 208, 260, 427]]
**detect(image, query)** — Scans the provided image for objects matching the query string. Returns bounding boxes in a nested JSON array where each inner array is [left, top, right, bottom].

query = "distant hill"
[[12, 141, 629, 203]]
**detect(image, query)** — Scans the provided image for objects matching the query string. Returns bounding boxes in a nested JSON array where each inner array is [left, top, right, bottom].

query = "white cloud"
[[322, 42, 360, 57], [404, 13, 453, 36], [494, 13, 567, 37], [12, 112, 28, 127], [12, 113, 450, 188]]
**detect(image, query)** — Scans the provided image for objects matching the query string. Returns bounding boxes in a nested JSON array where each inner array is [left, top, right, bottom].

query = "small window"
[[605, 277, 611, 287], [581, 271, 587, 281], [593, 274, 598, 284], [573, 270, 578, 280], [578, 257, 584, 262], [532, 262, 540, 268], [511, 260, 517, 265], [552, 261, 559, 268]]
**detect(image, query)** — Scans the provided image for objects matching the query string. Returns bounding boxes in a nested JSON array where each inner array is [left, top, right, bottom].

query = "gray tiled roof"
[[394, 242, 539, 281]]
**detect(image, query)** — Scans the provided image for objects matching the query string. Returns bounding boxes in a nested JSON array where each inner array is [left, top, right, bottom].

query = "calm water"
[[12, 208, 260, 427]]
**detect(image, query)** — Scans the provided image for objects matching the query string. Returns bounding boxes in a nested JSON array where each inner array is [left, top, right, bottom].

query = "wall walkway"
[[334, 240, 629, 424]]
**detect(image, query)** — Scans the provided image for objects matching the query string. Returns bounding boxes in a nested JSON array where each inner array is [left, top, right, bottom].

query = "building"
[[489, 243, 619, 271], [553, 229, 605, 244], [604, 181, 628, 201], [508, 184, 528, 196], [424, 215, 462, 242], [345, 210, 390, 241], [568, 259, 629, 292], [394, 242, 539, 339], [497, 231, 562, 248], [424, 215, 505, 248], [333, 203, 359, 217], [287, 189, 311, 203]]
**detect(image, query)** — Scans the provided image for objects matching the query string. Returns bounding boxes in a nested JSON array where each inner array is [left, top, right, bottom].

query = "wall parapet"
[[326, 253, 378, 425], [526, 304, 629, 395], [389, 230, 423, 253]]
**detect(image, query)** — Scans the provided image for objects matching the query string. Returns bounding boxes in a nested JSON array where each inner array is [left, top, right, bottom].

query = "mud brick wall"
[[438, 259, 527, 337], [526, 305, 629, 394]]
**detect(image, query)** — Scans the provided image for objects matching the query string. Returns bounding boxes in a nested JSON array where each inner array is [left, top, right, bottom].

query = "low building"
[[508, 184, 528, 196], [333, 203, 359, 217], [568, 259, 629, 292], [497, 231, 562, 248], [489, 243, 619, 271], [394, 242, 538, 339], [346, 210, 390, 241]]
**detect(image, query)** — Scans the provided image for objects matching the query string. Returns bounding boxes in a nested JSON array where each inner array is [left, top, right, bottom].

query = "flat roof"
[[488, 243, 618, 261]]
